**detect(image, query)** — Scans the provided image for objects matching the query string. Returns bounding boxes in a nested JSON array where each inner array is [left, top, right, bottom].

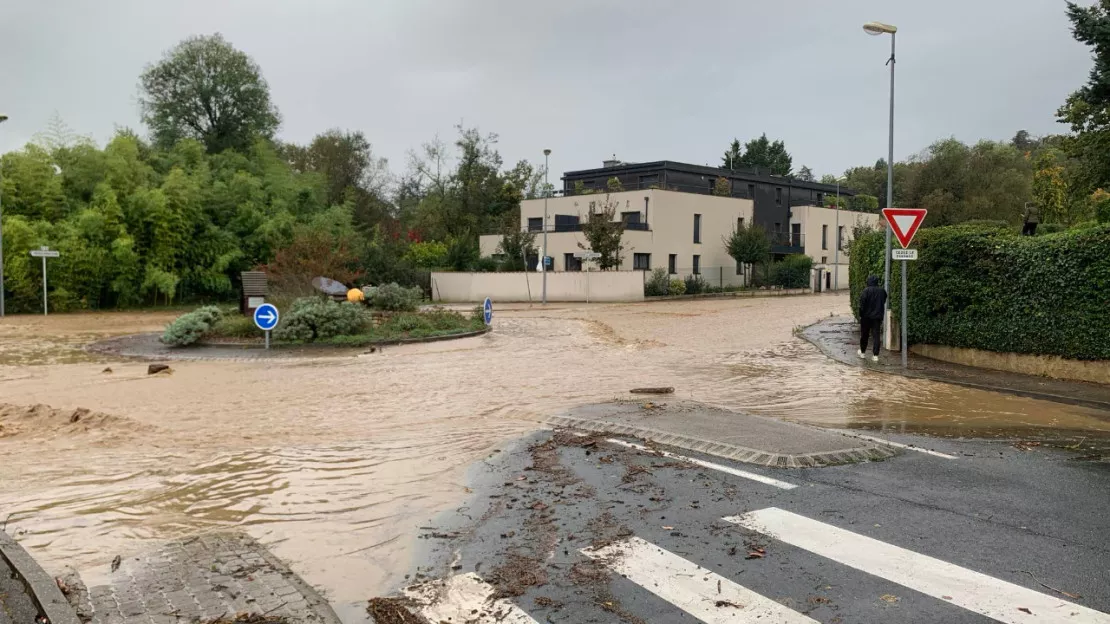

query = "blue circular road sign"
[[483, 297, 493, 326], [253, 303, 280, 331]]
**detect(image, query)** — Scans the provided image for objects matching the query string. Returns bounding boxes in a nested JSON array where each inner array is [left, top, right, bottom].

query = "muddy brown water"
[[0, 297, 1107, 609]]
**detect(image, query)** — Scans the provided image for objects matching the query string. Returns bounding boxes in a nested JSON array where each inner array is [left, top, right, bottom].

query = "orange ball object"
[[347, 288, 365, 303]]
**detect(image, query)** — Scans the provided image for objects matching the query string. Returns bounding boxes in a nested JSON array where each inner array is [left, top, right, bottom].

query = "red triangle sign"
[[882, 208, 927, 248]]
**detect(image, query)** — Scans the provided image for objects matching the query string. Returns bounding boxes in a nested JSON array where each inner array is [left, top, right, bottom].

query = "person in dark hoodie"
[[858, 275, 887, 363]]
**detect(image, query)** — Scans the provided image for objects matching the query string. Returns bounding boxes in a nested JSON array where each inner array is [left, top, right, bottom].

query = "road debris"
[[715, 600, 743, 608], [879, 594, 900, 604], [147, 364, 171, 375], [1013, 441, 1042, 451], [629, 387, 675, 394], [1019, 607, 1033, 614], [1015, 570, 1082, 600], [110, 555, 121, 572], [745, 548, 766, 560], [366, 597, 423, 624]]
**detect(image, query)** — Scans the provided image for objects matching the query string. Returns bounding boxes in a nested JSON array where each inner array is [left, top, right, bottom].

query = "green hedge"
[[849, 223, 1110, 360]]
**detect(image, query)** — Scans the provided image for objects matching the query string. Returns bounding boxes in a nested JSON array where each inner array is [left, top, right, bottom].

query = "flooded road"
[[0, 295, 1107, 607]]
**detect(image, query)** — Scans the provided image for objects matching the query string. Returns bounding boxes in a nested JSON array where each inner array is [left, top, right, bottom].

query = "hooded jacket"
[[859, 276, 887, 321]]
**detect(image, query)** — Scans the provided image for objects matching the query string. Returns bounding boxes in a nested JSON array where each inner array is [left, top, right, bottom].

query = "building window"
[[564, 253, 582, 271], [821, 256, 828, 264], [822, 225, 828, 250], [527, 217, 543, 232], [816, 192, 824, 206], [638, 174, 659, 186], [791, 223, 802, 247], [692, 255, 701, 275], [633, 253, 651, 270], [737, 217, 745, 231], [693, 214, 702, 243], [668, 254, 677, 274], [747, 184, 756, 199], [838, 226, 845, 251], [776, 187, 783, 206]]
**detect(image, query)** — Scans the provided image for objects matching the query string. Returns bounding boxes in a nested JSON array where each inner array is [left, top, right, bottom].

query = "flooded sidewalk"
[[802, 315, 1110, 412]]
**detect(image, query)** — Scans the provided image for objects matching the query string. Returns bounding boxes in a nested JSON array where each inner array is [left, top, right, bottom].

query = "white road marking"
[[402, 572, 540, 623], [603, 437, 798, 490], [726, 507, 1110, 624], [582, 537, 818, 623], [852, 434, 958, 459]]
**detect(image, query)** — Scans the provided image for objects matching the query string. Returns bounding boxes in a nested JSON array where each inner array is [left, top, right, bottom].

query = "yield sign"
[[882, 208, 928, 248]]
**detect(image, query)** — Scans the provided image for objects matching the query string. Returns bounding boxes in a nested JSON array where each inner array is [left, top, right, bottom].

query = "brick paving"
[[71, 533, 338, 624]]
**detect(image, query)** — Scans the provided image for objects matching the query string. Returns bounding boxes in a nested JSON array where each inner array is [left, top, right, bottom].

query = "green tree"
[[796, 165, 815, 182], [1057, 2, 1110, 192], [724, 222, 771, 285], [496, 227, 537, 271], [722, 139, 743, 170], [732, 134, 793, 176], [712, 176, 731, 196], [139, 34, 281, 153], [578, 195, 625, 270]]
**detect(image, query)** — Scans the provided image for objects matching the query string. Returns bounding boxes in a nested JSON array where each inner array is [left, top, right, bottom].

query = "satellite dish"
[[311, 276, 348, 296]]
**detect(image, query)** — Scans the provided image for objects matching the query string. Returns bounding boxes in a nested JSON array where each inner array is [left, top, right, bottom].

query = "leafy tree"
[[712, 176, 731, 196], [139, 34, 281, 153], [578, 195, 625, 270], [796, 166, 815, 182], [722, 139, 743, 170], [820, 174, 838, 185], [726, 134, 792, 176], [724, 222, 771, 285], [496, 227, 537, 271], [606, 176, 624, 192], [1056, 2, 1110, 192]]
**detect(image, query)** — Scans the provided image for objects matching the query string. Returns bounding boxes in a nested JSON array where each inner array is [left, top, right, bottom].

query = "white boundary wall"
[[431, 271, 646, 303]]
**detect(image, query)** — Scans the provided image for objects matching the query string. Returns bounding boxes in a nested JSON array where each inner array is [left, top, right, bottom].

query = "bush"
[[162, 305, 223, 346], [684, 274, 707, 295], [274, 297, 366, 342], [645, 268, 670, 296], [667, 279, 686, 296], [1037, 223, 1066, 235], [210, 314, 257, 339], [849, 223, 1110, 359], [372, 282, 423, 312], [770, 254, 813, 288], [472, 256, 502, 273]]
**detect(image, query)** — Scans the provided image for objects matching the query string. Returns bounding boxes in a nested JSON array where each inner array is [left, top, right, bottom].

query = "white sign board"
[[574, 251, 601, 259], [30, 250, 60, 258], [892, 249, 918, 261]]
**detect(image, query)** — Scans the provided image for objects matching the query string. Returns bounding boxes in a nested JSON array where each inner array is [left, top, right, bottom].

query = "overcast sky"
[[0, 0, 1094, 183]]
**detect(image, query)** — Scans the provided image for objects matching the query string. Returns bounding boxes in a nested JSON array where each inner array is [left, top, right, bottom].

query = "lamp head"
[[543, 149, 551, 156], [863, 21, 897, 35]]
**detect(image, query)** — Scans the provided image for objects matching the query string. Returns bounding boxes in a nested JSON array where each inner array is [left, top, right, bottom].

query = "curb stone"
[[0, 529, 82, 624], [546, 415, 898, 467]]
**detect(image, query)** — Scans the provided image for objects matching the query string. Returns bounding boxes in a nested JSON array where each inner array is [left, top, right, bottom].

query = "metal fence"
[[642, 266, 748, 292]]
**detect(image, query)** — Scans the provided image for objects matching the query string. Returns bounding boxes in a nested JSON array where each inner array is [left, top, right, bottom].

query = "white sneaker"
[[857, 350, 866, 359], [871, 355, 879, 363]]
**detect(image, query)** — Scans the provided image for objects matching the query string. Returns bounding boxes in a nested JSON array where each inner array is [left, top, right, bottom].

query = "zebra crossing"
[[400, 505, 1110, 623]]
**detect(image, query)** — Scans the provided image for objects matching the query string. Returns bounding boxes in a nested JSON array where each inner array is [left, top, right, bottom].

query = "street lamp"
[[542, 149, 551, 305], [0, 113, 8, 318], [834, 176, 847, 291], [864, 20, 897, 319]]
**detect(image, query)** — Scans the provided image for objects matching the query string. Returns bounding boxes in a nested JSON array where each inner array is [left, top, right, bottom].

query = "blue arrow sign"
[[253, 303, 280, 331], [483, 297, 493, 326]]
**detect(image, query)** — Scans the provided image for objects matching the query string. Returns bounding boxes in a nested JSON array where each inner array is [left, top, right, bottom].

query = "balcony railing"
[[769, 231, 805, 253], [523, 221, 651, 234]]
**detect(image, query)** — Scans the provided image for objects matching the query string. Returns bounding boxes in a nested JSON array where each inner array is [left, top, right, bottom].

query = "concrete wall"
[[911, 344, 1110, 385], [791, 205, 881, 290], [431, 271, 646, 303]]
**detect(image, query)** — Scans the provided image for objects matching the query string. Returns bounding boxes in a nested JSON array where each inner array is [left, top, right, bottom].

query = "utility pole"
[[0, 113, 8, 318]]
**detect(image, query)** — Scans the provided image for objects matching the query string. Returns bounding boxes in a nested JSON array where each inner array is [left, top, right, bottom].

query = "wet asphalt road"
[[395, 431, 1110, 624]]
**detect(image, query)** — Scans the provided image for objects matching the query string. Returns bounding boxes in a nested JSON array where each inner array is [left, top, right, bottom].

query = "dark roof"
[[562, 160, 857, 195]]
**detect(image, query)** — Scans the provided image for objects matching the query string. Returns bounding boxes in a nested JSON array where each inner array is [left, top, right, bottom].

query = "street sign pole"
[[253, 303, 280, 350], [29, 247, 60, 315], [901, 259, 908, 368], [41, 254, 47, 316]]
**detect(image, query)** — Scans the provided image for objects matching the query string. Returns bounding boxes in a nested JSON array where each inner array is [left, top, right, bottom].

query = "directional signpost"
[[483, 297, 493, 326], [575, 251, 601, 303], [881, 208, 928, 368], [253, 302, 280, 350], [29, 246, 60, 315]]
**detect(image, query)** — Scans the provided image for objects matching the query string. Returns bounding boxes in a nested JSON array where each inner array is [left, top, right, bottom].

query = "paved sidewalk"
[[803, 316, 1110, 412], [70, 533, 339, 624], [0, 554, 40, 624], [548, 400, 895, 467]]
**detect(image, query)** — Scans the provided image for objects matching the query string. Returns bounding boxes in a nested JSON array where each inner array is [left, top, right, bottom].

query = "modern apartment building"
[[478, 159, 880, 289]]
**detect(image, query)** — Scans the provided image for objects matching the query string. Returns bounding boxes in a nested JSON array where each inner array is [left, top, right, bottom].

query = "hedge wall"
[[849, 223, 1110, 360]]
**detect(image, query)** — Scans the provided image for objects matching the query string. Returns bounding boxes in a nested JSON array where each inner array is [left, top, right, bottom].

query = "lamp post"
[[864, 21, 897, 312], [542, 149, 551, 305], [0, 113, 8, 318], [834, 176, 846, 291]]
